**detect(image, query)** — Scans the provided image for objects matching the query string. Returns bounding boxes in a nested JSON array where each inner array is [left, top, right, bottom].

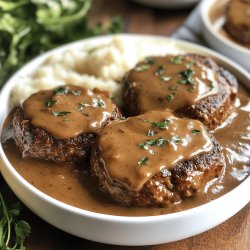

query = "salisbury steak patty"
[[123, 54, 237, 130], [225, 0, 250, 44], [13, 85, 119, 163], [91, 111, 224, 207]]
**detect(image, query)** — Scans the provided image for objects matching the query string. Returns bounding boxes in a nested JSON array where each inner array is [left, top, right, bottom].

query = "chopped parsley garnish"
[[171, 135, 182, 144], [192, 129, 200, 135], [166, 93, 175, 102], [185, 61, 196, 68], [168, 86, 178, 91], [160, 76, 172, 82], [179, 69, 195, 85], [46, 99, 57, 107], [138, 156, 148, 166], [71, 90, 81, 96], [144, 57, 155, 65], [138, 137, 168, 149], [187, 87, 195, 93], [54, 87, 69, 95], [155, 65, 165, 76], [51, 111, 71, 116], [152, 118, 171, 129], [54, 87, 82, 96], [134, 64, 150, 72], [170, 55, 183, 64], [147, 130, 155, 136], [75, 103, 90, 111], [93, 98, 105, 107]]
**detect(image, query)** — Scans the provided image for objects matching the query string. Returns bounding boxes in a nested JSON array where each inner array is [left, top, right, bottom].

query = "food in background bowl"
[[225, 0, 250, 45]]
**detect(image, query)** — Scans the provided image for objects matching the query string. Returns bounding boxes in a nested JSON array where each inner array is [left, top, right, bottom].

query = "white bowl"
[[132, 0, 199, 9], [201, 0, 250, 72], [0, 34, 249, 246]]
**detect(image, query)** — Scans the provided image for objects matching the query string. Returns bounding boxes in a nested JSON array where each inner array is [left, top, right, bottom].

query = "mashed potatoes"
[[11, 36, 181, 107]]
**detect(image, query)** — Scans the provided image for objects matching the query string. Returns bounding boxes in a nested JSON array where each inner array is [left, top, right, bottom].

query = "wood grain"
[[0, 0, 249, 249]]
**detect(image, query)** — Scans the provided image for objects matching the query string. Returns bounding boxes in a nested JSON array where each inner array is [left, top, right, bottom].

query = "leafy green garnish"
[[147, 130, 155, 137], [93, 98, 105, 107], [0, 0, 123, 87], [51, 111, 71, 116], [0, 193, 31, 250], [138, 156, 148, 166], [46, 99, 57, 107], [179, 69, 195, 85], [71, 90, 81, 96], [144, 57, 155, 65], [75, 102, 90, 111], [54, 87, 69, 95], [138, 137, 168, 149], [155, 65, 165, 76], [171, 135, 182, 144], [191, 129, 200, 135], [166, 93, 175, 102], [144, 118, 171, 129], [170, 56, 183, 64], [134, 64, 150, 72]]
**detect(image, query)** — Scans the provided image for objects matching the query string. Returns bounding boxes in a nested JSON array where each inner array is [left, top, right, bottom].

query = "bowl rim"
[[201, 0, 250, 55], [0, 33, 249, 224]]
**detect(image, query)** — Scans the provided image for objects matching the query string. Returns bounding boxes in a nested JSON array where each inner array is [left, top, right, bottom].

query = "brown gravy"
[[1, 88, 250, 217], [98, 111, 213, 191], [126, 55, 219, 114], [23, 85, 116, 139]]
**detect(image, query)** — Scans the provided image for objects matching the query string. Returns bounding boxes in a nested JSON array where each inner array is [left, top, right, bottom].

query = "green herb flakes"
[[191, 129, 200, 135], [170, 56, 183, 64], [138, 156, 148, 166], [134, 64, 150, 72], [51, 111, 71, 116], [71, 90, 81, 96], [46, 99, 57, 107], [144, 57, 155, 65], [155, 65, 165, 76], [171, 135, 182, 144], [54, 87, 69, 95], [166, 93, 175, 102], [179, 69, 195, 85], [152, 119, 171, 129], [75, 103, 90, 111], [147, 130, 155, 136]]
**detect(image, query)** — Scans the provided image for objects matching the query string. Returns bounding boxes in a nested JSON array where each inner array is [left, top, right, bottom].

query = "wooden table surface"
[[1, 0, 249, 249]]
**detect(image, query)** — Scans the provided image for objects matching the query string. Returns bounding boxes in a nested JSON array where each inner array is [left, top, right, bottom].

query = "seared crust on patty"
[[13, 107, 119, 163], [91, 135, 224, 207], [123, 54, 237, 130]]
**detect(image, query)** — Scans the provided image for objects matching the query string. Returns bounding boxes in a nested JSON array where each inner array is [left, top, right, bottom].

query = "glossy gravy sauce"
[[98, 111, 213, 191], [1, 88, 250, 216], [126, 55, 219, 113], [23, 85, 116, 139]]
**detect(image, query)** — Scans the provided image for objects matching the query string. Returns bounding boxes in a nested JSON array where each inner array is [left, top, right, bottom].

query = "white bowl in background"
[[132, 0, 200, 9], [0, 34, 249, 246], [201, 0, 250, 72]]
